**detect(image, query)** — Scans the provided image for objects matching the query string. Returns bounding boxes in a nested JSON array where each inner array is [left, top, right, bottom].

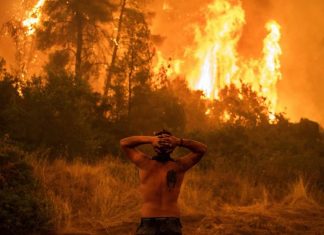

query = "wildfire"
[[260, 20, 282, 115], [190, 0, 245, 100], [22, 0, 46, 35], [154, 51, 184, 77], [154, 0, 282, 117]]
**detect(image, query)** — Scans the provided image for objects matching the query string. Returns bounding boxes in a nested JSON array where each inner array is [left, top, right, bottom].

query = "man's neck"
[[152, 153, 174, 163]]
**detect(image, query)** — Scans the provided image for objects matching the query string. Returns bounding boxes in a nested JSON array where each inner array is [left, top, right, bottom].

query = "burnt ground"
[[56, 202, 324, 235]]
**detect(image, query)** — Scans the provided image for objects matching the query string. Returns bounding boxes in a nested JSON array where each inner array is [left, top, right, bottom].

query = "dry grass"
[[29, 158, 140, 232], [28, 158, 324, 234]]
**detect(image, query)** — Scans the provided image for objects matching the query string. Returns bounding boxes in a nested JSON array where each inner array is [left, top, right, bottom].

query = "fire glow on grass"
[[22, 0, 46, 36], [155, 0, 282, 119]]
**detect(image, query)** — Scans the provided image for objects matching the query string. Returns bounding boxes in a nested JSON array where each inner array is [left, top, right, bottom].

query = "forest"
[[1, 0, 324, 234]]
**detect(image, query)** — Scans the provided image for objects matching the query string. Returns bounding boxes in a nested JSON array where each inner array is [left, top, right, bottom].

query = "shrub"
[[0, 140, 53, 235]]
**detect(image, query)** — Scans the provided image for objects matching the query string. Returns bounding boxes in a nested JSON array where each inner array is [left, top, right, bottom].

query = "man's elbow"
[[120, 138, 127, 148], [193, 144, 207, 157], [200, 144, 207, 154]]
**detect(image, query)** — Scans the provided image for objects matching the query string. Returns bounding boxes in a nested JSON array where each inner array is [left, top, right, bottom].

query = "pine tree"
[[36, 0, 115, 79]]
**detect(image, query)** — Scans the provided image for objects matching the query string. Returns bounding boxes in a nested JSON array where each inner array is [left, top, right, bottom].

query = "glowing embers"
[[22, 0, 46, 35]]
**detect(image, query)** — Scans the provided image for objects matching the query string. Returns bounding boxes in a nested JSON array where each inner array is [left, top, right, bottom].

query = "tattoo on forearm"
[[166, 170, 177, 190]]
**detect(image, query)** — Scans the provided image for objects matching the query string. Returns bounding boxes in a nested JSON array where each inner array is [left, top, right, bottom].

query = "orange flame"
[[261, 20, 282, 116], [189, 0, 245, 100], [154, 0, 282, 117], [22, 0, 46, 35], [153, 51, 184, 77]]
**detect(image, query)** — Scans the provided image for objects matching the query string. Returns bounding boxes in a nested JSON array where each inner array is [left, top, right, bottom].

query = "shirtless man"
[[120, 130, 207, 235]]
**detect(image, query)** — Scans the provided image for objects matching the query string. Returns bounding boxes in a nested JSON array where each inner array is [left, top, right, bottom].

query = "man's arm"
[[120, 136, 157, 168], [160, 135, 207, 171], [177, 138, 207, 172]]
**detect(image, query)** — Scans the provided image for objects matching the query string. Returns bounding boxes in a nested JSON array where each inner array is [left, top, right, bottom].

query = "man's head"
[[153, 129, 175, 155]]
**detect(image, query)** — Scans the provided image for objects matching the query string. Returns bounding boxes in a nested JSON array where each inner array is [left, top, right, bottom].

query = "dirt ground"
[[57, 202, 324, 235]]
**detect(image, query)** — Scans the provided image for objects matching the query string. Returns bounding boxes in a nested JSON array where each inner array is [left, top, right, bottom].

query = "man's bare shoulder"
[[174, 158, 193, 172], [138, 158, 158, 171], [140, 159, 182, 172], [168, 159, 187, 172]]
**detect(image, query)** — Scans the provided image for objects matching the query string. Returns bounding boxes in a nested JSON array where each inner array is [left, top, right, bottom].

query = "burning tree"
[[154, 0, 282, 121]]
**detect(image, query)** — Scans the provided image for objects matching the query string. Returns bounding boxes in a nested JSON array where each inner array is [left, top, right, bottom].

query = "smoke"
[[0, 0, 33, 65], [148, 0, 324, 125], [0, 0, 17, 66], [0, 0, 15, 22], [240, 0, 324, 125], [267, 0, 324, 125]]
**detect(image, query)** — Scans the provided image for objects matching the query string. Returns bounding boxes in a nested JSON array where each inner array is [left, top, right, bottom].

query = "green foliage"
[[201, 118, 324, 198], [0, 54, 188, 159], [0, 140, 53, 235], [0, 65, 22, 137], [107, 4, 155, 121], [44, 50, 71, 76], [37, 0, 114, 49], [0, 64, 113, 158], [169, 77, 207, 132], [20, 74, 109, 158], [130, 84, 186, 135]]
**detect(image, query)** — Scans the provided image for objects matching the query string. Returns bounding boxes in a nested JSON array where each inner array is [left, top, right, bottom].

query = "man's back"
[[139, 160, 185, 217], [120, 132, 207, 235]]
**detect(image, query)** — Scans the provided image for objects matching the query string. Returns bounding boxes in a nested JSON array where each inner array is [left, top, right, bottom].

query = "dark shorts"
[[135, 217, 182, 235]]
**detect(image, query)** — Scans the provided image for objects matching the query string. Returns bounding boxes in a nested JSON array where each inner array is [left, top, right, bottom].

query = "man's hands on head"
[[120, 134, 206, 170], [151, 136, 163, 153], [158, 135, 180, 148], [151, 134, 181, 151]]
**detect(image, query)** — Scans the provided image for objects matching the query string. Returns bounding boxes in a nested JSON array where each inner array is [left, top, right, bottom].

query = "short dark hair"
[[154, 129, 172, 136]]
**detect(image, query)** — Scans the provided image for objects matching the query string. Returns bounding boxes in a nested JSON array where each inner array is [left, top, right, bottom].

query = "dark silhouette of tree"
[[104, 0, 127, 98], [0, 59, 21, 136], [129, 83, 186, 135], [209, 83, 270, 127], [107, 3, 154, 121], [122, 7, 154, 118], [169, 77, 207, 132], [36, 0, 115, 79], [17, 73, 107, 158], [104, 0, 152, 98], [44, 50, 70, 76]]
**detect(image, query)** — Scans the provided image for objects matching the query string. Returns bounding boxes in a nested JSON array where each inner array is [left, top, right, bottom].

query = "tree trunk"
[[128, 39, 135, 119], [75, 12, 83, 80], [104, 0, 127, 97]]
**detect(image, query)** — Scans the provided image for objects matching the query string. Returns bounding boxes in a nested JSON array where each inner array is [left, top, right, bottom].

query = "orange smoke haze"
[[0, 0, 44, 76]]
